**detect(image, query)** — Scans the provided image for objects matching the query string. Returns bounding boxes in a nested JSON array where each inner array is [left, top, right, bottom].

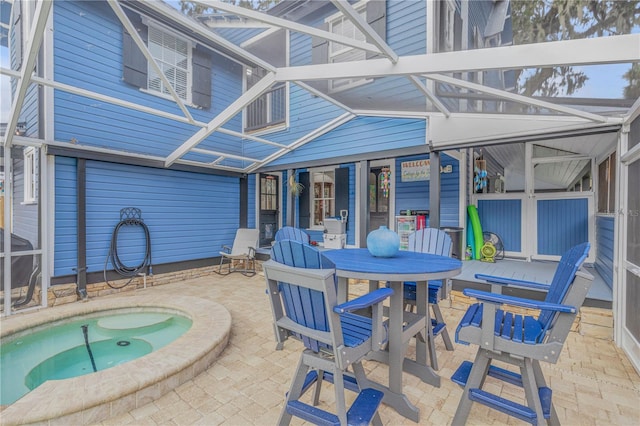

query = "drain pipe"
[[76, 158, 88, 300]]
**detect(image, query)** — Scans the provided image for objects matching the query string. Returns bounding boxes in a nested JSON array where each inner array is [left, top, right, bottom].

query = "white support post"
[[3, 0, 53, 148]]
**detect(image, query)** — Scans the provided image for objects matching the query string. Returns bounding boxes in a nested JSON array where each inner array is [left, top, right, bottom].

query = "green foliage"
[[511, 0, 640, 97], [623, 63, 640, 100], [180, 0, 280, 14]]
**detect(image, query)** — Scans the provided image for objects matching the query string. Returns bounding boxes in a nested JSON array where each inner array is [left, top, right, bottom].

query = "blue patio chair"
[[402, 228, 455, 370], [265, 240, 392, 426], [275, 226, 310, 244], [451, 242, 593, 425]]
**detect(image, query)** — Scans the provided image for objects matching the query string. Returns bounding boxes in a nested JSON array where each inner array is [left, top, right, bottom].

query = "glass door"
[[368, 164, 392, 234], [259, 174, 279, 247]]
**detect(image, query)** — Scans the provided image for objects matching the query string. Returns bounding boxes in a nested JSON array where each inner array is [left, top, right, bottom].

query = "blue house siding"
[[595, 215, 615, 289], [395, 153, 459, 228], [270, 117, 426, 166], [53, 0, 244, 161], [477, 199, 522, 252], [537, 198, 589, 255], [54, 156, 78, 276], [387, 0, 426, 55], [54, 158, 241, 276]]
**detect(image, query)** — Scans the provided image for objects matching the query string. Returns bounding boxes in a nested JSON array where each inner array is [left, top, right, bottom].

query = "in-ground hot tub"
[[0, 293, 231, 425]]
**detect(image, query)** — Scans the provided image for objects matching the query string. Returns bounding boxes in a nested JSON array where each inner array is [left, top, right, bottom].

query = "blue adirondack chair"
[[275, 226, 311, 244], [402, 228, 455, 370], [265, 240, 393, 426], [451, 242, 593, 425]]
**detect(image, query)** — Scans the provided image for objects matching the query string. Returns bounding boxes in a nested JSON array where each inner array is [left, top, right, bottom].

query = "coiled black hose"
[[104, 217, 152, 289]]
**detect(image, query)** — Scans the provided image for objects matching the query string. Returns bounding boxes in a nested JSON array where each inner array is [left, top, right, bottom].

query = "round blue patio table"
[[322, 248, 462, 422]]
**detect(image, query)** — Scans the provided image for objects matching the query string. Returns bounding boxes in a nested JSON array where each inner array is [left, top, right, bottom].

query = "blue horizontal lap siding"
[[84, 161, 240, 272], [537, 198, 588, 256], [387, 0, 426, 55], [595, 216, 614, 289], [214, 28, 264, 45], [53, 0, 244, 159], [270, 117, 426, 166], [54, 157, 78, 276], [477, 199, 522, 252], [53, 159, 241, 277]]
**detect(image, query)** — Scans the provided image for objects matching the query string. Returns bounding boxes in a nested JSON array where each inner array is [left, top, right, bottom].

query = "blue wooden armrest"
[[333, 288, 394, 314], [463, 289, 576, 313], [474, 274, 551, 291]]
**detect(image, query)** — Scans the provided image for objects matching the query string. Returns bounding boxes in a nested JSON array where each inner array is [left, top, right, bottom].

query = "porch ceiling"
[[1, 0, 638, 175]]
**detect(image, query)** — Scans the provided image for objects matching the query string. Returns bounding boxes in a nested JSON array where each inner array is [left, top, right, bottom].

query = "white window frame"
[[310, 167, 336, 230], [442, 0, 456, 52], [326, 0, 372, 93], [142, 19, 193, 104], [23, 146, 38, 204]]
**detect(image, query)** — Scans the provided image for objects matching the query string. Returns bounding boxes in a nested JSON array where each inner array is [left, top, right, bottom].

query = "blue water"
[[0, 311, 192, 405]]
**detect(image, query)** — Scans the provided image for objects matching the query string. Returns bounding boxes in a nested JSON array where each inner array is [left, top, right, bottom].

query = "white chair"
[[216, 228, 259, 276]]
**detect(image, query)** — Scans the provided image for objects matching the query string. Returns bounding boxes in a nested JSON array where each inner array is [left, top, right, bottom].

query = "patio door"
[[258, 173, 279, 247], [368, 162, 393, 234], [618, 119, 640, 373]]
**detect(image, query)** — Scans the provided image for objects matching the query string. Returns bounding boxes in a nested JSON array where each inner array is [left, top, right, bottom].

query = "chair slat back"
[[275, 226, 310, 244], [407, 228, 453, 257], [231, 228, 259, 255], [270, 240, 337, 352], [538, 242, 590, 338]]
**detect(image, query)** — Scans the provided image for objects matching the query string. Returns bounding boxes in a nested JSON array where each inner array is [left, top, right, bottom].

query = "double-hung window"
[[147, 24, 191, 102], [326, 1, 371, 92], [23, 146, 38, 204], [312, 169, 335, 228]]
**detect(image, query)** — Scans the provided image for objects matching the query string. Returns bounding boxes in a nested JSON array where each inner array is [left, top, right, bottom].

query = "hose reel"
[[104, 208, 152, 289]]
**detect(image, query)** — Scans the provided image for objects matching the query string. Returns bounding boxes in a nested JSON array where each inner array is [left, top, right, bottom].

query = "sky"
[[0, 46, 10, 122]]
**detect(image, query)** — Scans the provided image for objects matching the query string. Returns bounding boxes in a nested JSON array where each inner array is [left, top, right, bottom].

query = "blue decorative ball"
[[367, 226, 400, 258]]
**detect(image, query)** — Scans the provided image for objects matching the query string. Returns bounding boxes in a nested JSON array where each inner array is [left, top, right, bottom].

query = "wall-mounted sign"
[[401, 160, 430, 182], [401, 161, 453, 182]]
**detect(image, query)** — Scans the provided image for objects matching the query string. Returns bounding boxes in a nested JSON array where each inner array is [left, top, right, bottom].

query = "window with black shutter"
[[311, 0, 386, 93], [299, 167, 349, 229], [122, 14, 212, 109]]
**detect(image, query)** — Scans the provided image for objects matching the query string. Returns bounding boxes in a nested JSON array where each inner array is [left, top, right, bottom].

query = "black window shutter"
[[310, 23, 329, 91], [366, 0, 386, 59], [334, 167, 349, 216], [192, 46, 212, 109], [298, 172, 311, 228], [122, 12, 147, 88]]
